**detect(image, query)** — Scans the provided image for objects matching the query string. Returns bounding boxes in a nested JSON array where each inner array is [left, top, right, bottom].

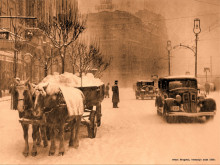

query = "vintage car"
[[155, 76, 216, 122], [135, 80, 157, 99]]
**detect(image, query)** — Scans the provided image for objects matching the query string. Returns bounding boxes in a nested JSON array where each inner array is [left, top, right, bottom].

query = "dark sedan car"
[[135, 80, 157, 100], [155, 76, 216, 122]]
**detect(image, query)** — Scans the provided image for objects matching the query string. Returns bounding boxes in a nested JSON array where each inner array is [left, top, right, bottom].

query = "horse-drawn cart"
[[19, 84, 105, 138], [16, 73, 105, 156], [19, 84, 105, 139], [70, 84, 105, 138]]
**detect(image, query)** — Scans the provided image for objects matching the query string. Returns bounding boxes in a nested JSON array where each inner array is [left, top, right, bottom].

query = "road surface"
[[0, 89, 219, 164]]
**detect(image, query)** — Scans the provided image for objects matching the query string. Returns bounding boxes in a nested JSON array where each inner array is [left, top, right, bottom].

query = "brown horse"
[[14, 79, 48, 157], [33, 85, 83, 156]]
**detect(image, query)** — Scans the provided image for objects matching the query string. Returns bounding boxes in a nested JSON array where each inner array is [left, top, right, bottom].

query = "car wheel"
[[163, 106, 172, 123], [206, 116, 214, 121], [157, 106, 162, 116]]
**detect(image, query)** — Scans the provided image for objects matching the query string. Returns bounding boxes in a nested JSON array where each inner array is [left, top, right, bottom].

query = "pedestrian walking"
[[205, 82, 210, 95], [112, 80, 119, 108], [9, 78, 20, 110], [105, 83, 110, 98]]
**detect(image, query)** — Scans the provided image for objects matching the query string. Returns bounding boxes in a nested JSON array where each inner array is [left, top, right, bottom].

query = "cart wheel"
[[96, 104, 102, 127], [88, 111, 97, 138]]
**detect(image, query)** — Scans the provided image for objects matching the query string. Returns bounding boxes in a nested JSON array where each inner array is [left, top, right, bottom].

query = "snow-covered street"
[[0, 88, 219, 164]]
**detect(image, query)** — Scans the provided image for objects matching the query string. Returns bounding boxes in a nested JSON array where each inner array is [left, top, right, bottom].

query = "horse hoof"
[[43, 142, 48, 148], [69, 142, 73, 147], [23, 152, 29, 157], [31, 152, 37, 157], [73, 145, 79, 149], [49, 152, 55, 156], [58, 152, 64, 156]]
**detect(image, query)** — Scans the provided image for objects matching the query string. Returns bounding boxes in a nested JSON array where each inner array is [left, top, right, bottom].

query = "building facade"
[[0, 0, 78, 88], [85, 9, 168, 87]]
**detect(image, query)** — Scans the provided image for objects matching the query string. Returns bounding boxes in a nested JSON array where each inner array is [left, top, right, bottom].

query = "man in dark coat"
[[112, 80, 119, 108]]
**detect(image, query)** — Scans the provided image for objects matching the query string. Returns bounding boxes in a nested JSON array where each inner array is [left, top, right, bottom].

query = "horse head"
[[14, 78, 35, 117], [33, 83, 58, 118]]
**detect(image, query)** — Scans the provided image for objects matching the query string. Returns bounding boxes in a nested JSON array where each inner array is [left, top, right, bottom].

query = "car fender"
[[200, 98, 216, 112]]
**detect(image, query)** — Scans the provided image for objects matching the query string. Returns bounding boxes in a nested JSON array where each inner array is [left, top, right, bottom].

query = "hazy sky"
[[78, 0, 220, 76]]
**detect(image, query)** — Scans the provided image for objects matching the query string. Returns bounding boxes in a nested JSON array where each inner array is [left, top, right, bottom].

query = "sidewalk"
[[0, 95, 11, 102], [0, 90, 11, 102]]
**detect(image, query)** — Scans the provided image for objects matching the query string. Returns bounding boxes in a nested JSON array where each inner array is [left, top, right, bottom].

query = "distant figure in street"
[[105, 83, 110, 98], [9, 78, 20, 110], [205, 82, 210, 95], [112, 80, 119, 108]]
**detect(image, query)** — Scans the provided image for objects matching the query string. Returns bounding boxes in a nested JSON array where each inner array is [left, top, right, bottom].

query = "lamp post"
[[193, 18, 201, 78], [166, 40, 172, 76], [172, 18, 201, 77]]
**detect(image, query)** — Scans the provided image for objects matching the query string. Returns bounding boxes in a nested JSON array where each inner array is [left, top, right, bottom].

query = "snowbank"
[[37, 72, 103, 95]]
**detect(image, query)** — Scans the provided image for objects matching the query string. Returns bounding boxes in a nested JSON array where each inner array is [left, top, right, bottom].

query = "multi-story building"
[[0, 0, 78, 89], [85, 9, 168, 87]]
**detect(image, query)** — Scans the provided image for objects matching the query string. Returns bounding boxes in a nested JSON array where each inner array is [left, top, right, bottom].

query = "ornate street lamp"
[[193, 18, 201, 77], [167, 40, 172, 76]]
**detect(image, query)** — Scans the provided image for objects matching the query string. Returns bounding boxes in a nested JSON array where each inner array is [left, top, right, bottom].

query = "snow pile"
[[37, 72, 103, 95]]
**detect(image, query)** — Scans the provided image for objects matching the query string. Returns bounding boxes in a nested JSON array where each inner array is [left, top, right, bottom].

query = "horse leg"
[[49, 127, 56, 156], [73, 116, 81, 149], [31, 125, 39, 156], [36, 126, 41, 146], [58, 124, 65, 156], [69, 120, 75, 147], [21, 124, 29, 157], [40, 125, 48, 147], [46, 126, 50, 140]]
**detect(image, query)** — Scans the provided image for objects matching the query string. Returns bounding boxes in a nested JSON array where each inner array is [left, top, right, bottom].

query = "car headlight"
[[175, 95, 181, 103]]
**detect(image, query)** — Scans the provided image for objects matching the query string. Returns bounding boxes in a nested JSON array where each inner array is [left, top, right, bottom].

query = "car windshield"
[[168, 80, 197, 90], [137, 82, 154, 86]]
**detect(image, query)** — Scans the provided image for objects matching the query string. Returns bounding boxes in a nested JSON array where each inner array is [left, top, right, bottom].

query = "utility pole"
[[195, 33, 198, 78], [210, 56, 212, 82], [166, 40, 172, 76]]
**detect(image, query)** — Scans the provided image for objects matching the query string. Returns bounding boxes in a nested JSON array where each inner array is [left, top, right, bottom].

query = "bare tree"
[[69, 41, 112, 78], [37, 5, 86, 73]]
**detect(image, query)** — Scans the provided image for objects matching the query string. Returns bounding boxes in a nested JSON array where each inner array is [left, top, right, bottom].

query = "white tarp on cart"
[[59, 86, 84, 116]]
